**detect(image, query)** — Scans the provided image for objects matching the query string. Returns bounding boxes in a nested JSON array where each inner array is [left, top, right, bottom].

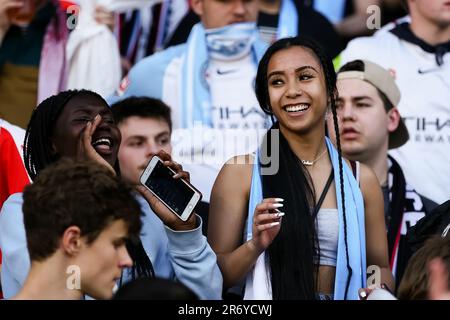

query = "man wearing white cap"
[[328, 59, 437, 290]]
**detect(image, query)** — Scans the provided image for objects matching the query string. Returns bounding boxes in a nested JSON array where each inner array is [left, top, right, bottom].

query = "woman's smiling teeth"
[[92, 138, 112, 151], [284, 104, 310, 113]]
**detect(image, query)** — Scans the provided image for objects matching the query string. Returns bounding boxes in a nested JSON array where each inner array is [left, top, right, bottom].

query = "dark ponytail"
[[24, 90, 79, 181], [260, 124, 317, 299], [125, 236, 155, 279]]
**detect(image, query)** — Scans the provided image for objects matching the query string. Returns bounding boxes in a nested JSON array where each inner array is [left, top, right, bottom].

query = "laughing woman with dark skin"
[[208, 37, 394, 300], [0, 89, 222, 299]]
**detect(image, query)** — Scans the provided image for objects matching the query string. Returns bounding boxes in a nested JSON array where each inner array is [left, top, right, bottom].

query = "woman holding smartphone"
[[208, 37, 394, 300], [0, 89, 222, 299]]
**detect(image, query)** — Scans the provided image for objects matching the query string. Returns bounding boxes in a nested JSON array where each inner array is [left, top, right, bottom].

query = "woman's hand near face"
[[77, 114, 116, 176], [136, 150, 197, 231]]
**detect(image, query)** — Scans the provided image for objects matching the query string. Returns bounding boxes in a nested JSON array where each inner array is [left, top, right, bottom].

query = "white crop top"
[[314, 208, 339, 267]]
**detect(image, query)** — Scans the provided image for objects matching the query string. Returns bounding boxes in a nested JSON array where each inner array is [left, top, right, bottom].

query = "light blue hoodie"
[[0, 193, 223, 299]]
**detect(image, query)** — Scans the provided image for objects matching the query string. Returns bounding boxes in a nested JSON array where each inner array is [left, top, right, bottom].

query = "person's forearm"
[[380, 267, 395, 292], [164, 216, 223, 299], [217, 240, 264, 289]]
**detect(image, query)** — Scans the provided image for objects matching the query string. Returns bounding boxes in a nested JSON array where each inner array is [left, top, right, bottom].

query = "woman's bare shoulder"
[[213, 154, 255, 201]]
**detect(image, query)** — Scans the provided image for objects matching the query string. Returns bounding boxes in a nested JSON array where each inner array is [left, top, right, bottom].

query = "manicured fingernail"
[[272, 203, 283, 208], [274, 198, 284, 202], [95, 114, 100, 120], [359, 291, 367, 299], [269, 222, 280, 227], [273, 212, 285, 218]]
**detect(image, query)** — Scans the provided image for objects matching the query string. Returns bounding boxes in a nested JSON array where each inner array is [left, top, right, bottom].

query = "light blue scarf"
[[245, 137, 367, 300], [313, 0, 347, 24], [180, 22, 268, 128], [277, 0, 298, 39]]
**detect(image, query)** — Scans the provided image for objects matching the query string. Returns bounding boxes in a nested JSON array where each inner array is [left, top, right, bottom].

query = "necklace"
[[299, 148, 327, 166]]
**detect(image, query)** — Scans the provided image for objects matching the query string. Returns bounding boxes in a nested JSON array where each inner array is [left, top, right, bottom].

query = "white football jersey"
[[340, 21, 450, 204]]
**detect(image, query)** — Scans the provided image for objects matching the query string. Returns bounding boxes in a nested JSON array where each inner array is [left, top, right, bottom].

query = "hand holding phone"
[[138, 151, 202, 231]]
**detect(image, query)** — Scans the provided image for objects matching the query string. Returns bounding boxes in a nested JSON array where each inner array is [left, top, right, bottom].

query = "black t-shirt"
[[295, 4, 343, 59], [165, 9, 200, 48]]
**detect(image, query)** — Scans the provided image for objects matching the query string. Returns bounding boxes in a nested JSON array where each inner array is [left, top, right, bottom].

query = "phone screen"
[[144, 161, 195, 216]]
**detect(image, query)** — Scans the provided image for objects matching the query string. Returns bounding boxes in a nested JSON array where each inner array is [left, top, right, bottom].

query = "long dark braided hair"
[[24, 89, 154, 280], [255, 36, 353, 299], [24, 90, 81, 181]]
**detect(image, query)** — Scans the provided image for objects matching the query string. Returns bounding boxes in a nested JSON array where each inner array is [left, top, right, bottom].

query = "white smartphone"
[[140, 156, 202, 221]]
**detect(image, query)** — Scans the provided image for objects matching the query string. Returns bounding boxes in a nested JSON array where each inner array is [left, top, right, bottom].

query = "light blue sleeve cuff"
[[164, 215, 206, 255]]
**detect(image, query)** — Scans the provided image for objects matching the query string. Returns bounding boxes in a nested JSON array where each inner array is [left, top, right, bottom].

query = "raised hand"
[[249, 198, 284, 253]]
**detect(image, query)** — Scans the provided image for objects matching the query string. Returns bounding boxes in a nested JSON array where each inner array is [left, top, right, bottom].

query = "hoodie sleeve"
[[0, 193, 30, 298], [164, 215, 223, 300]]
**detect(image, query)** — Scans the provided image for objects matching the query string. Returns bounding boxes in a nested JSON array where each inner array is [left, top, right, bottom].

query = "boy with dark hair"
[[13, 159, 141, 300], [112, 97, 173, 131]]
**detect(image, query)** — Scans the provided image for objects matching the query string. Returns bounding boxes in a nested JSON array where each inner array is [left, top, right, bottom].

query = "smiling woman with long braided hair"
[[208, 36, 394, 300]]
